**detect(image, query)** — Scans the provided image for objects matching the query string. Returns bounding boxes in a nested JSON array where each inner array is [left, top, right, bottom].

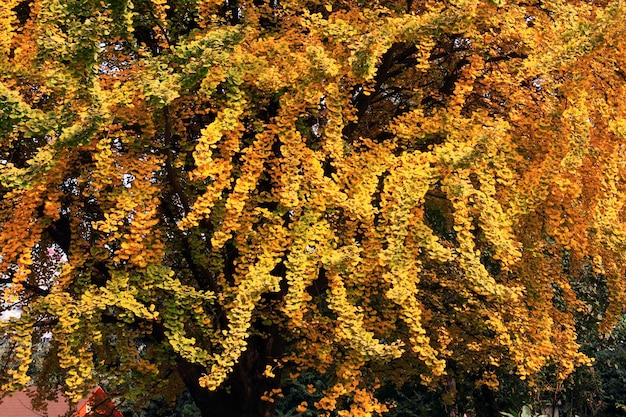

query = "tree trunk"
[[444, 376, 459, 417], [176, 331, 284, 417]]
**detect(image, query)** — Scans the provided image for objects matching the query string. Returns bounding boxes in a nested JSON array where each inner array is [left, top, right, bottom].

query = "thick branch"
[[0, 278, 50, 297], [163, 106, 191, 215]]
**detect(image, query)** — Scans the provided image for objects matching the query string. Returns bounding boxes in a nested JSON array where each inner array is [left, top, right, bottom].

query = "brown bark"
[[176, 331, 284, 417]]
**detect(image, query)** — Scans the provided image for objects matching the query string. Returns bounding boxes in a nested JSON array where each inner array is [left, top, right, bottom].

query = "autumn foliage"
[[2, 0, 626, 416]]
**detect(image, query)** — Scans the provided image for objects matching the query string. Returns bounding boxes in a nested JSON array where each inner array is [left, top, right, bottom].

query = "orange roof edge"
[[77, 385, 124, 417]]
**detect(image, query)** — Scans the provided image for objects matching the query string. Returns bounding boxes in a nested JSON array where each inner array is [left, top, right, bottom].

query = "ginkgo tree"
[[2, 0, 626, 416]]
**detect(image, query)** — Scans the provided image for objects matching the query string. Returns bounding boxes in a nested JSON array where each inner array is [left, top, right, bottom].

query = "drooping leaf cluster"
[[2, 0, 626, 416]]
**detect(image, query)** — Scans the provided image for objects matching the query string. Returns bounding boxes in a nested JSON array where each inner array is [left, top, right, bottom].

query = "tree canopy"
[[2, 0, 626, 416]]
